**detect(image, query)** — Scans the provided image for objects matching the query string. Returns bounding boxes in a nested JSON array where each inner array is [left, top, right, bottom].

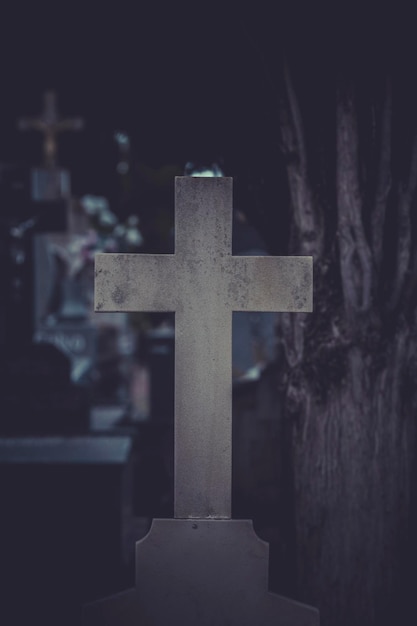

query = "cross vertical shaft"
[[174, 178, 233, 519]]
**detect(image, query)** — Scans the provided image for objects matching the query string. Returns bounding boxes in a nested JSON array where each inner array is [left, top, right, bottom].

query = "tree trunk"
[[278, 63, 417, 625], [289, 328, 416, 625]]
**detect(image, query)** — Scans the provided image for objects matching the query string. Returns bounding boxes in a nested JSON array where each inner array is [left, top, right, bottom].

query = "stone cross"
[[95, 177, 312, 519], [87, 176, 317, 625], [18, 90, 83, 168]]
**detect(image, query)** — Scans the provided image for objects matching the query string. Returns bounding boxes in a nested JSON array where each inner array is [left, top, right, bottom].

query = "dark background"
[[0, 6, 284, 189], [0, 3, 410, 247]]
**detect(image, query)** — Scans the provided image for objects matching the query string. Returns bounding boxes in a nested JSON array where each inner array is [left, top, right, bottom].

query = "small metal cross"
[[18, 90, 84, 168]]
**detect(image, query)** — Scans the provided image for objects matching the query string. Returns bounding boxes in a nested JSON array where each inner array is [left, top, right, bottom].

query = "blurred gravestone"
[[0, 435, 133, 625], [18, 91, 98, 385], [0, 162, 67, 350]]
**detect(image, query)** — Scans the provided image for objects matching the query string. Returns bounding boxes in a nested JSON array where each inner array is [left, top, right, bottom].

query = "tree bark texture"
[[279, 66, 417, 626], [290, 336, 416, 625]]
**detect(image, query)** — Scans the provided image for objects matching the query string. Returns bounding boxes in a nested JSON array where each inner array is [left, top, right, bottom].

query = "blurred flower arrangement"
[[52, 195, 144, 279], [43, 195, 144, 322]]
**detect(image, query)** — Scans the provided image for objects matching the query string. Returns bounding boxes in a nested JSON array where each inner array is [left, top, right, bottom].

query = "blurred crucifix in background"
[[19, 90, 83, 169]]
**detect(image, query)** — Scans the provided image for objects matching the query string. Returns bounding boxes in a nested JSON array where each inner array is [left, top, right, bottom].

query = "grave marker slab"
[[85, 177, 318, 625], [0, 436, 134, 625]]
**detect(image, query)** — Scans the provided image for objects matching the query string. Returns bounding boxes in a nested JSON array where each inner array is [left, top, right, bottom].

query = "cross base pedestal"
[[83, 519, 319, 626]]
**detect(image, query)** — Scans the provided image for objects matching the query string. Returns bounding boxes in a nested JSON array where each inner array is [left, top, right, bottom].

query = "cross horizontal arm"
[[95, 253, 177, 312], [18, 118, 83, 131], [229, 256, 313, 312]]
